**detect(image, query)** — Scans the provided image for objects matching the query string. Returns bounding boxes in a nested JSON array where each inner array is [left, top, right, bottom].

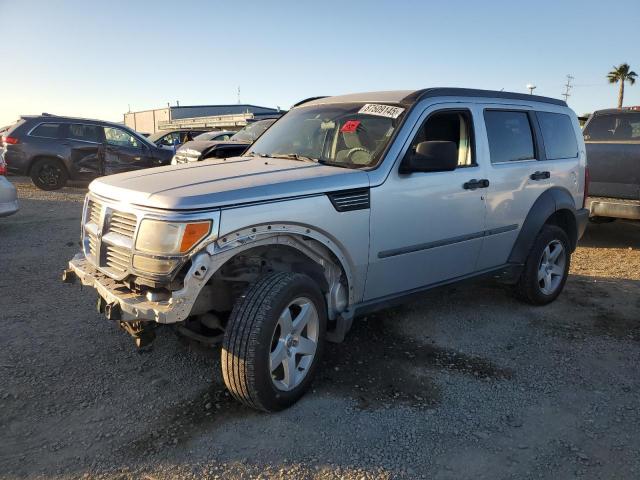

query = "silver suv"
[[63, 89, 589, 411]]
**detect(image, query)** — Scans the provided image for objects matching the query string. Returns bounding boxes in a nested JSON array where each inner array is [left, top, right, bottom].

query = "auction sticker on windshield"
[[358, 104, 405, 119]]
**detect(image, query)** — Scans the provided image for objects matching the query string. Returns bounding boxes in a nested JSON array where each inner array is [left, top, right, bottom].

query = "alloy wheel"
[[537, 239, 566, 295], [269, 297, 319, 391]]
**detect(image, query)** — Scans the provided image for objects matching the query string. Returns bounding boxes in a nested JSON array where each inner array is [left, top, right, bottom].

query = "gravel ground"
[[1, 177, 639, 480]]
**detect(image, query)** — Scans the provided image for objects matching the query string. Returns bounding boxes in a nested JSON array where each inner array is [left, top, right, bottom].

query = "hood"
[[89, 156, 369, 210], [177, 139, 250, 154]]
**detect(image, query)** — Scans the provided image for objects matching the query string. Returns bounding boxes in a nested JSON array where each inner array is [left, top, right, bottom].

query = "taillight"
[[0, 164, 6, 176], [583, 166, 590, 208], [3, 136, 19, 145]]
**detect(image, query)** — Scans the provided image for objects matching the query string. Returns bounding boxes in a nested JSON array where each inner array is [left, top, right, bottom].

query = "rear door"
[[477, 107, 581, 270], [63, 123, 104, 179], [102, 126, 154, 175], [583, 112, 640, 199]]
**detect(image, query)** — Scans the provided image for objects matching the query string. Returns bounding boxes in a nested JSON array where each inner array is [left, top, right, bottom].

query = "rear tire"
[[221, 272, 326, 412], [30, 158, 68, 190], [515, 224, 570, 305]]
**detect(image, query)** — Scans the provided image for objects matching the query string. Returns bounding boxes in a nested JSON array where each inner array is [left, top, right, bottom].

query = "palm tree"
[[607, 63, 637, 108]]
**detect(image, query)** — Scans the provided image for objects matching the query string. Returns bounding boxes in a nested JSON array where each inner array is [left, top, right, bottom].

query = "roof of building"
[[302, 88, 567, 108], [169, 104, 281, 120]]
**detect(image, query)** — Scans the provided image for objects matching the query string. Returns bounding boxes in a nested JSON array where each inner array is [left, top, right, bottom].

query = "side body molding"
[[508, 187, 579, 265]]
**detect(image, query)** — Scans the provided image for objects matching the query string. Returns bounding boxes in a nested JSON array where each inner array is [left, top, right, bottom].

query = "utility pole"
[[561, 75, 574, 102], [237, 86, 241, 104]]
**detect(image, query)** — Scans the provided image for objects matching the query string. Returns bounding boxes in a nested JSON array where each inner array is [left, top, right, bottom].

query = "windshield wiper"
[[246, 151, 268, 157], [316, 159, 360, 169], [268, 153, 318, 163]]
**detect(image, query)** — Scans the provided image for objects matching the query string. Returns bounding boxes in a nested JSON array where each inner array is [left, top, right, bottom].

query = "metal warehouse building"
[[123, 104, 283, 134]]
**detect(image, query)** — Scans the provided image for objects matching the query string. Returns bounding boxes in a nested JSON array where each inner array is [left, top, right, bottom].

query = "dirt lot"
[[1, 177, 639, 480]]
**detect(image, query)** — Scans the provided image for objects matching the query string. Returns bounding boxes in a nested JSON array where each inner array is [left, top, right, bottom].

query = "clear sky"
[[1, 0, 639, 127]]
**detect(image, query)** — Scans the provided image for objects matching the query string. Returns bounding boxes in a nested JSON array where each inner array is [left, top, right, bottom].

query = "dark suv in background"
[[583, 108, 640, 221], [2, 115, 174, 190]]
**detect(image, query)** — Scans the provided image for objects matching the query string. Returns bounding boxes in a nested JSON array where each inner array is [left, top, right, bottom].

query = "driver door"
[[364, 106, 488, 300], [102, 126, 153, 175]]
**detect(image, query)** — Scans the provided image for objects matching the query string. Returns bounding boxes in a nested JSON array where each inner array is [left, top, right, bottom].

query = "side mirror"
[[400, 140, 458, 173]]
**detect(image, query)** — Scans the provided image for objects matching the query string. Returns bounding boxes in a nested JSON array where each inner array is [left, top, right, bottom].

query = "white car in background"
[[0, 146, 18, 217]]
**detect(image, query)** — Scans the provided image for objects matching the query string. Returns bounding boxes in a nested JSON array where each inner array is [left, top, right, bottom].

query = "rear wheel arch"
[[509, 187, 580, 264], [29, 156, 70, 190], [27, 155, 68, 176]]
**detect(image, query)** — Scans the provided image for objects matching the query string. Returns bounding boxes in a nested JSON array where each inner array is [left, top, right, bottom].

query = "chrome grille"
[[88, 200, 101, 225], [104, 244, 131, 274], [87, 231, 98, 258], [108, 211, 137, 238], [83, 196, 138, 279]]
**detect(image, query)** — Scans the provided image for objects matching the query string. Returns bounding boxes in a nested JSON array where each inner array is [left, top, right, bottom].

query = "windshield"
[[194, 131, 217, 141], [248, 102, 406, 168], [146, 131, 168, 143], [231, 119, 276, 142]]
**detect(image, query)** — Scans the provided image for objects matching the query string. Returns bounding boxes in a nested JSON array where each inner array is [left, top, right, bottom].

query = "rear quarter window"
[[537, 112, 578, 159], [30, 123, 61, 139]]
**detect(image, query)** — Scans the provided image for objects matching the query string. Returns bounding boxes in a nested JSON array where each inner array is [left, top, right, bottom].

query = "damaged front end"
[[62, 193, 222, 347]]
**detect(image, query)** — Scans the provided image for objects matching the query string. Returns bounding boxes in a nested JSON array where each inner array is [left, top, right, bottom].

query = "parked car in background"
[[583, 107, 640, 221], [2, 115, 175, 190], [63, 88, 587, 412], [146, 129, 209, 148], [0, 152, 18, 217], [192, 130, 236, 142], [171, 119, 276, 164]]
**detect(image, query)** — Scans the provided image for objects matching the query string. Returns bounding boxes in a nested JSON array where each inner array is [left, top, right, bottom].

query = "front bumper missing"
[[64, 252, 212, 324]]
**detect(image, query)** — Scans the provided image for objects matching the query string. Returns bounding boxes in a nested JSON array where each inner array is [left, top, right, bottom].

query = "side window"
[[537, 112, 578, 159], [584, 113, 640, 142], [484, 111, 535, 163], [104, 127, 141, 148], [30, 123, 61, 139], [68, 124, 101, 143], [158, 132, 180, 146], [408, 110, 475, 167]]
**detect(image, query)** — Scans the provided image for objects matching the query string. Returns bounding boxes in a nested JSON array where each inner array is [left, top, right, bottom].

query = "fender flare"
[[508, 187, 578, 264]]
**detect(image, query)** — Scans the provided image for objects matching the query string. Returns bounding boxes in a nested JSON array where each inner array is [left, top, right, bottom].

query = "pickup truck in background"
[[583, 107, 640, 222]]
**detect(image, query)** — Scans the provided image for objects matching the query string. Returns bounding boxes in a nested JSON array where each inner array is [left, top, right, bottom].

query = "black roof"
[[299, 88, 568, 108], [402, 88, 567, 107], [592, 108, 640, 115], [28, 113, 125, 128]]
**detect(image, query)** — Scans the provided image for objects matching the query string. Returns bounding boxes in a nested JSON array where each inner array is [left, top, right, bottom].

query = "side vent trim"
[[327, 188, 370, 212]]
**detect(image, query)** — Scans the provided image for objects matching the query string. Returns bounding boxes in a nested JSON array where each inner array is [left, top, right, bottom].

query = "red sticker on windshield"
[[340, 120, 360, 133]]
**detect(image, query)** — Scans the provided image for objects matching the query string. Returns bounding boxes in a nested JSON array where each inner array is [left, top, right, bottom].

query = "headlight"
[[135, 219, 212, 255]]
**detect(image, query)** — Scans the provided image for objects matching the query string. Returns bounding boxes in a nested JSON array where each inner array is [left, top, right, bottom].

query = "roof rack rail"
[[292, 96, 327, 108], [404, 88, 567, 107]]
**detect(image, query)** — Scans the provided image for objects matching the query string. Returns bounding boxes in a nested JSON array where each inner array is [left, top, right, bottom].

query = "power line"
[[561, 75, 574, 102]]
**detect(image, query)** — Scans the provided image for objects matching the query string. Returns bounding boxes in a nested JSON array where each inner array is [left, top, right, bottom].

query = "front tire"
[[515, 224, 570, 305], [30, 158, 68, 190], [221, 272, 326, 412]]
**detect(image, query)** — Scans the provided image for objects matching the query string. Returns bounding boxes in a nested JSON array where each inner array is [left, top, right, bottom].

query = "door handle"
[[463, 178, 490, 190], [530, 171, 550, 181]]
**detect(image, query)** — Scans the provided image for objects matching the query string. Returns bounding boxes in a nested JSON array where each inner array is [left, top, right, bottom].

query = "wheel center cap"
[[285, 335, 294, 349]]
